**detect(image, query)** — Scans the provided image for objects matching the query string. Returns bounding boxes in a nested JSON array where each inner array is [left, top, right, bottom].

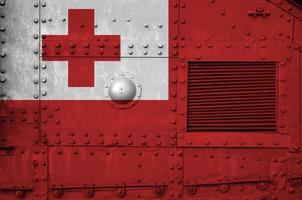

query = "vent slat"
[[187, 62, 277, 132], [188, 96, 275, 103], [188, 115, 276, 120], [188, 87, 275, 93], [188, 83, 275, 90]]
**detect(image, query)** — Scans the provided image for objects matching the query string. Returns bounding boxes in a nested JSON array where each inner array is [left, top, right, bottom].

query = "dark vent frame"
[[186, 62, 278, 133]]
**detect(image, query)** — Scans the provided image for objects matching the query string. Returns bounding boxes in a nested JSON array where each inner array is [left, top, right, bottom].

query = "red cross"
[[42, 9, 121, 87]]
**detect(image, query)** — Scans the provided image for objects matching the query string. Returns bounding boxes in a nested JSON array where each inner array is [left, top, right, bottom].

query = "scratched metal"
[[40, 0, 169, 100], [0, 0, 40, 100]]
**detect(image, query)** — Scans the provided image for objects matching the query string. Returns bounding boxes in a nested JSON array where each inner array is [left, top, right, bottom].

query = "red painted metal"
[[1, 0, 302, 199]]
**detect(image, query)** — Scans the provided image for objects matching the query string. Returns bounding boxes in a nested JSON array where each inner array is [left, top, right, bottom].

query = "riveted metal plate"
[[0, 0, 40, 100], [48, 147, 183, 198], [40, 0, 169, 100]]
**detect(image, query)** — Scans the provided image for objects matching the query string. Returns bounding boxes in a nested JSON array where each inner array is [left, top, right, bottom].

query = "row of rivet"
[[182, 140, 283, 147], [42, 42, 166, 56], [37, 2, 165, 28], [0, 1, 6, 98], [275, 0, 302, 20]]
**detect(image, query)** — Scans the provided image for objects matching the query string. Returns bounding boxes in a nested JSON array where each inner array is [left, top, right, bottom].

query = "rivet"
[[0, 25, 5, 32], [0, 77, 6, 83], [280, 123, 286, 128], [143, 43, 148, 48], [128, 43, 134, 48], [57, 150, 63, 155], [41, 78, 47, 83], [84, 43, 90, 48], [158, 43, 164, 48], [0, 51, 6, 57]]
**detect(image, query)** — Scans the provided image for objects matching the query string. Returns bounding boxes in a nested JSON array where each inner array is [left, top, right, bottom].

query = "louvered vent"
[[187, 62, 277, 132]]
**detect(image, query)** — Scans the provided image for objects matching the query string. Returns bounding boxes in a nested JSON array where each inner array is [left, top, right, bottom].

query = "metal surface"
[[107, 75, 137, 102], [104, 72, 142, 104], [40, 0, 169, 100], [1, 0, 302, 199]]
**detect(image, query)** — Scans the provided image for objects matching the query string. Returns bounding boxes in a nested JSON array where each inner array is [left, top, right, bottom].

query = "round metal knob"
[[104, 72, 142, 109], [108, 77, 136, 103]]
